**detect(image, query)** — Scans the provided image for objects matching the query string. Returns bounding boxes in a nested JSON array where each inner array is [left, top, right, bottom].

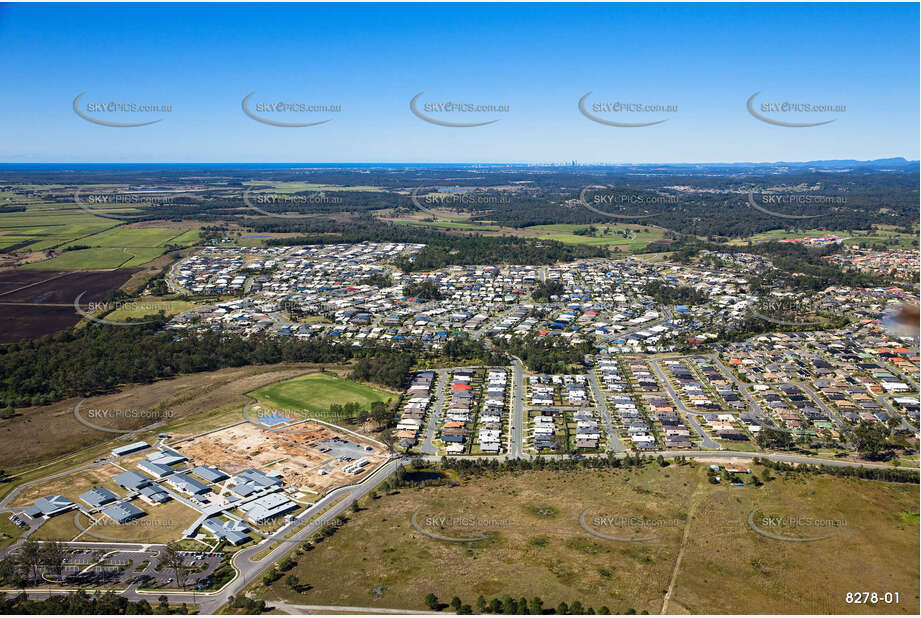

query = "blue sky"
[[0, 2, 917, 163]]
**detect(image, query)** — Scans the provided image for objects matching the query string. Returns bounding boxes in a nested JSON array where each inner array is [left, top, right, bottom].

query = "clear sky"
[[0, 2, 917, 163]]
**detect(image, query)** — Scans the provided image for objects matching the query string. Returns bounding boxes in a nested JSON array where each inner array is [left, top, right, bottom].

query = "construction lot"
[[173, 421, 385, 494]]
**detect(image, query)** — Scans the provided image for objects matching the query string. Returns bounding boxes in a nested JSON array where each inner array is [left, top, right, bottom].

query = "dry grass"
[[261, 464, 919, 614], [9, 464, 122, 507], [0, 364, 337, 473]]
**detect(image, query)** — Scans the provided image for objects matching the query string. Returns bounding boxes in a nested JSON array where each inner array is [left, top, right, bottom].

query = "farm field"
[[260, 464, 919, 615], [60, 226, 198, 249], [248, 373, 395, 415], [0, 269, 139, 343], [21, 247, 167, 270]]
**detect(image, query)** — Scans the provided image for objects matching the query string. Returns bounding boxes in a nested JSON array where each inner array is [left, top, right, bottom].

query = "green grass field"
[[248, 373, 394, 415], [525, 223, 667, 250], [61, 226, 198, 249], [22, 247, 167, 269], [0, 186, 200, 269], [728, 226, 919, 249]]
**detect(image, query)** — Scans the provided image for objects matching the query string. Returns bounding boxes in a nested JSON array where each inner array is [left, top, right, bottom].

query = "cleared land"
[[261, 464, 919, 615], [174, 420, 385, 493], [248, 373, 395, 416], [0, 364, 340, 475], [0, 267, 138, 342]]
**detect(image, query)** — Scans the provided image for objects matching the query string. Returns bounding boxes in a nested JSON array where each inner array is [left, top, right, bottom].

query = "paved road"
[[420, 369, 447, 455], [650, 359, 721, 450], [873, 393, 914, 432], [790, 381, 849, 430], [704, 353, 776, 428], [509, 358, 526, 459], [586, 370, 625, 451], [5, 445, 915, 612]]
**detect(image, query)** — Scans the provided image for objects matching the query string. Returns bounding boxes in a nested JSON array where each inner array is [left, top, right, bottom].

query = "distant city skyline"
[[0, 2, 917, 163]]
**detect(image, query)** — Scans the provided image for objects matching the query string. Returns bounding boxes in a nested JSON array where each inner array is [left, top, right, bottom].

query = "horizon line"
[[0, 157, 916, 167]]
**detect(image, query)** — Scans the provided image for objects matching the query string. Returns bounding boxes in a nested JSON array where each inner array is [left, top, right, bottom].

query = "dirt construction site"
[[173, 421, 385, 494]]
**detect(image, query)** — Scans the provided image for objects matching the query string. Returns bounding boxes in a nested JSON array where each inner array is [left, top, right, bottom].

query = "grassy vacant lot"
[[102, 298, 201, 321], [386, 215, 667, 251], [261, 465, 919, 615], [525, 223, 666, 250], [249, 373, 395, 414]]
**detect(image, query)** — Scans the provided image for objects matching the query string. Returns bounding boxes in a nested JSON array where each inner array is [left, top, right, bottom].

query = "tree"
[[451, 596, 463, 612], [0, 556, 24, 588], [370, 400, 391, 428], [476, 596, 487, 613], [529, 597, 544, 615], [18, 539, 41, 584], [161, 542, 189, 590], [502, 596, 517, 614], [557, 601, 569, 615], [425, 593, 440, 611], [852, 420, 891, 460], [39, 541, 66, 581], [755, 426, 794, 450]]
